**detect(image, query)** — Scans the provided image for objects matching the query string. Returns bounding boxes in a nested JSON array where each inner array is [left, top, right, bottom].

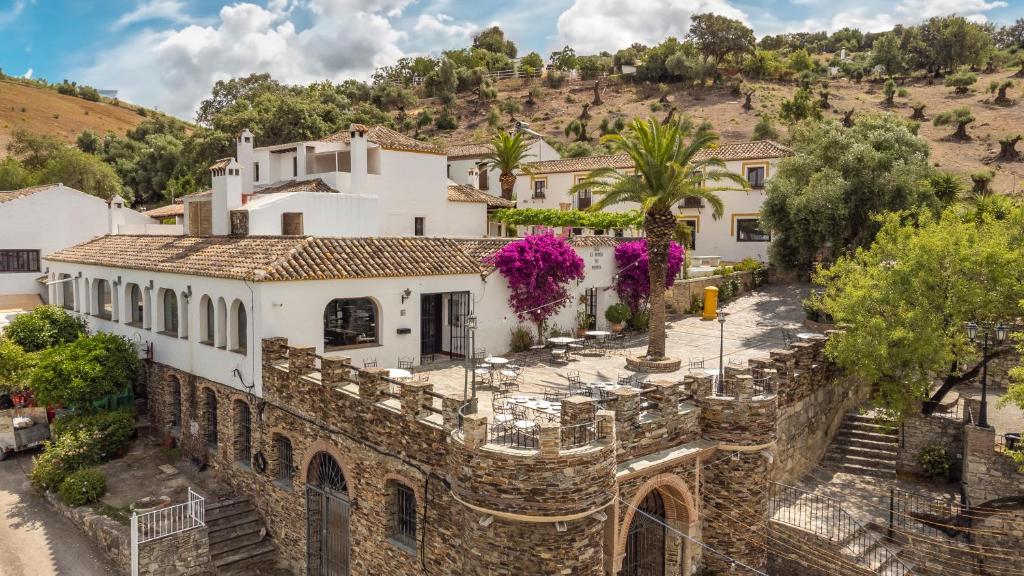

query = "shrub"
[[628, 308, 650, 331], [545, 70, 566, 89], [718, 277, 741, 301], [52, 408, 134, 460], [2, 304, 87, 352], [712, 265, 735, 276], [31, 429, 103, 490], [919, 445, 952, 479], [30, 333, 140, 409], [604, 303, 631, 325], [58, 467, 106, 507], [509, 326, 534, 353], [77, 86, 100, 102], [733, 258, 762, 272], [686, 295, 704, 315]]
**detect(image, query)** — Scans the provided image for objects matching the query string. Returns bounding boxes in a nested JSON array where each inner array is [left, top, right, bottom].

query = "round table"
[[796, 332, 825, 340], [485, 356, 509, 366], [387, 368, 411, 379], [585, 330, 610, 338], [548, 337, 578, 346]]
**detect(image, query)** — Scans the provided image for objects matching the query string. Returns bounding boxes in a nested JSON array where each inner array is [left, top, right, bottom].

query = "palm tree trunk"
[[499, 172, 516, 200], [644, 207, 675, 360]]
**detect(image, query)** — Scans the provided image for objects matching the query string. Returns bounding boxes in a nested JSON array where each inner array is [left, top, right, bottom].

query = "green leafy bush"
[[718, 277, 741, 301], [919, 445, 952, 479], [733, 258, 762, 272], [31, 429, 103, 490], [545, 70, 566, 88], [712, 265, 735, 276], [686, 295, 704, 315], [58, 467, 106, 507], [30, 333, 139, 408], [52, 408, 134, 460], [509, 326, 534, 353], [2, 305, 87, 352], [628, 308, 650, 331], [604, 303, 631, 325]]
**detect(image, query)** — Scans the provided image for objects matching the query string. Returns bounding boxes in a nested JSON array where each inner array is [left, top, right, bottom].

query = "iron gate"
[[622, 491, 666, 576], [307, 453, 350, 576], [447, 291, 471, 359], [420, 294, 443, 356], [584, 288, 598, 330]]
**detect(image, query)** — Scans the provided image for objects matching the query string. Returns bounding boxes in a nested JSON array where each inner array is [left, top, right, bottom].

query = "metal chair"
[[397, 356, 414, 371], [510, 404, 538, 447], [491, 392, 514, 437], [566, 370, 582, 395], [688, 357, 705, 371], [363, 358, 378, 368], [552, 348, 568, 362]]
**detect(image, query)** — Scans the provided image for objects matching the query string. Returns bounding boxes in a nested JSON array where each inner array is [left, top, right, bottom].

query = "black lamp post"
[[463, 314, 478, 401], [965, 321, 1007, 428], [718, 312, 727, 395]]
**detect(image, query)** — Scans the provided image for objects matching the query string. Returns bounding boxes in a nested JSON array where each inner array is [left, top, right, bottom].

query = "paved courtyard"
[[417, 283, 810, 412]]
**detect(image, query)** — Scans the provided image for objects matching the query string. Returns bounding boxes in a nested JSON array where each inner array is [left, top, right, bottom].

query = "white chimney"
[[212, 159, 242, 236], [295, 143, 307, 179], [237, 129, 255, 194], [107, 193, 127, 234], [467, 166, 480, 189], [349, 124, 368, 193]]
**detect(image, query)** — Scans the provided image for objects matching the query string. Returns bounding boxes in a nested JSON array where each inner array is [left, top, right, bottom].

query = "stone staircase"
[[824, 412, 898, 478], [206, 496, 279, 573]]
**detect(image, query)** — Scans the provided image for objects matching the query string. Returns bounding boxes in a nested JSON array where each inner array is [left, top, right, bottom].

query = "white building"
[[445, 138, 560, 197], [44, 234, 620, 397], [180, 125, 506, 239], [0, 183, 169, 304], [512, 140, 792, 263]]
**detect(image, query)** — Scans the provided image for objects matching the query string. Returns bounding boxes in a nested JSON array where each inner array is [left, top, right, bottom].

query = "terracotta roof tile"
[[253, 178, 338, 194], [322, 125, 443, 155], [0, 184, 58, 205], [142, 204, 185, 218], [447, 184, 516, 208], [522, 140, 792, 174], [446, 142, 494, 159], [208, 158, 232, 171], [46, 235, 483, 282]]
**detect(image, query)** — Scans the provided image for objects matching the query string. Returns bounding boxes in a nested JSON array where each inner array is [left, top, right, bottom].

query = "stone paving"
[[416, 283, 810, 415]]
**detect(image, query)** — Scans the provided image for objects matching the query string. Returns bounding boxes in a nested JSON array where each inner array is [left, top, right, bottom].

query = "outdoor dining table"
[[585, 330, 611, 339], [387, 368, 412, 380], [548, 337, 578, 346], [508, 396, 561, 419], [796, 332, 826, 340], [485, 356, 509, 367]]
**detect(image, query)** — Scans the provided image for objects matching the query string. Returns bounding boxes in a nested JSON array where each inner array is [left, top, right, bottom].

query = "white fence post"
[[130, 511, 139, 576]]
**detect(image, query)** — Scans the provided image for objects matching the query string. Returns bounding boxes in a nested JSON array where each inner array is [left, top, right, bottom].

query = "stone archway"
[[616, 474, 699, 575]]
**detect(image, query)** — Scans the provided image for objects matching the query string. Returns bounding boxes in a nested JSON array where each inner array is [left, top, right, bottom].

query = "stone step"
[[827, 461, 897, 479], [206, 500, 256, 523], [832, 432, 900, 450], [828, 443, 898, 460], [835, 429, 899, 445], [210, 528, 266, 558], [826, 452, 896, 469], [206, 496, 251, 512], [846, 413, 897, 427], [841, 421, 898, 435], [208, 511, 263, 536], [213, 540, 277, 569]]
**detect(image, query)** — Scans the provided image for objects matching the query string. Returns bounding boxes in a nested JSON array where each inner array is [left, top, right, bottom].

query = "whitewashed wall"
[[243, 192, 380, 236]]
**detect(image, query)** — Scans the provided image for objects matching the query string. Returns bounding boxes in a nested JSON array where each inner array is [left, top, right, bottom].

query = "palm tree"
[[572, 118, 747, 360], [480, 131, 533, 200]]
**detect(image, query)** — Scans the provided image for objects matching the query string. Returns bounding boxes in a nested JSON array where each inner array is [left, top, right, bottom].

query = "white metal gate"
[[130, 488, 205, 576]]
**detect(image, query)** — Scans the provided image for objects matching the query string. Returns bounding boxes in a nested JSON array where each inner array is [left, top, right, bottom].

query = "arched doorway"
[[306, 452, 351, 576], [622, 490, 667, 576]]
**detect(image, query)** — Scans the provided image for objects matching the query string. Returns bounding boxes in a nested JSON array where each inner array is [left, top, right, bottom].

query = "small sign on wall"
[[396, 328, 412, 335]]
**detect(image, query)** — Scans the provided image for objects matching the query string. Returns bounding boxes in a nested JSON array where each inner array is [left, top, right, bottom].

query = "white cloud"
[[555, 0, 748, 54], [22, 67, 32, 79], [76, 2, 406, 119], [0, 0, 26, 26], [412, 13, 477, 48], [893, 0, 1007, 21], [112, 0, 196, 30]]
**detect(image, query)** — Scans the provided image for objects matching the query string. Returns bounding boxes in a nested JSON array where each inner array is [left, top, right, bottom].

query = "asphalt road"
[[0, 450, 120, 576]]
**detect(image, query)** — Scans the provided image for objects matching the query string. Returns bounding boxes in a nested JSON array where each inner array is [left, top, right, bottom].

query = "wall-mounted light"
[[466, 314, 478, 331], [401, 288, 412, 304], [147, 279, 154, 290], [114, 275, 122, 287], [184, 285, 193, 300]]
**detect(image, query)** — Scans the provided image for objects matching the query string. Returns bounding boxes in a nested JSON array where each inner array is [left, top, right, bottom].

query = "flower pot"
[[611, 323, 624, 333]]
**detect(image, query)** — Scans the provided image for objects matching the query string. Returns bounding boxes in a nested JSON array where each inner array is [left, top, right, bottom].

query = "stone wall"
[[666, 270, 757, 313], [138, 526, 210, 576], [766, 522, 875, 576], [973, 510, 1024, 575], [45, 491, 130, 574], [963, 424, 1024, 504], [897, 408, 965, 478]]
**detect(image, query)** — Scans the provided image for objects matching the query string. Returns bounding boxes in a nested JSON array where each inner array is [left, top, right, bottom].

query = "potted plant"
[[575, 310, 595, 337], [605, 303, 631, 333]]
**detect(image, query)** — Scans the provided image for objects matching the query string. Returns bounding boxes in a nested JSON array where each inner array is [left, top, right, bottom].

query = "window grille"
[[206, 390, 218, 449], [392, 483, 417, 549], [274, 435, 294, 486], [0, 250, 40, 273], [236, 402, 251, 466]]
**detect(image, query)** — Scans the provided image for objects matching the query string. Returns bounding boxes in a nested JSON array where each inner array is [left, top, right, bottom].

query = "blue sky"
[[1, 0, 1021, 119]]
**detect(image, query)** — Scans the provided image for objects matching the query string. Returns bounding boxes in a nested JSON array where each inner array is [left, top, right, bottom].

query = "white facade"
[[0, 185, 156, 299], [446, 138, 560, 199], [44, 240, 618, 398], [513, 153, 785, 263]]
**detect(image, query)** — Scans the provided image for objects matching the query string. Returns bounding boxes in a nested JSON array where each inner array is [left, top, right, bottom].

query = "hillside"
[[430, 70, 1024, 195], [0, 78, 150, 156]]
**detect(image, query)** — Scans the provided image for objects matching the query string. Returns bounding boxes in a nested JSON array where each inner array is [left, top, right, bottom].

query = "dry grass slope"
[[0, 78, 148, 156]]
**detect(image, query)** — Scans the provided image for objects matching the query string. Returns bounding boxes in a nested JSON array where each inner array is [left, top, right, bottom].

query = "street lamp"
[[966, 321, 1007, 428], [463, 314, 478, 401], [718, 312, 727, 395]]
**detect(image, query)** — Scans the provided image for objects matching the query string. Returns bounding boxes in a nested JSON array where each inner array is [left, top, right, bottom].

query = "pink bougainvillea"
[[614, 239, 685, 313], [489, 232, 586, 335]]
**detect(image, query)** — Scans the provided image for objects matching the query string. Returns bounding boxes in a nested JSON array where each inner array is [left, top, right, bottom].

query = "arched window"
[[162, 290, 179, 336], [200, 296, 214, 345], [59, 274, 74, 310], [205, 389, 218, 450], [388, 481, 417, 551], [169, 376, 182, 435], [96, 279, 112, 319], [273, 434, 295, 488], [229, 300, 247, 353], [127, 284, 144, 325], [234, 400, 251, 467], [324, 298, 378, 349]]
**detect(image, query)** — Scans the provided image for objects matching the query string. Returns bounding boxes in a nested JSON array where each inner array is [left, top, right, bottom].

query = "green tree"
[[944, 68, 977, 94], [2, 305, 88, 353], [6, 130, 63, 169], [988, 80, 1015, 105], [36, 147, 128, 201], [912, 16, 993, 75], [883, 79, 897, 106], [520, 52, 544, 71], [30, 333, 140, 409], [472, 26, 516, 58], [479, 131, 534, 200], [549, 46, 578, 71], [779, 88, 822, 123], [0, 337, 33, 393], [75, 130, 101, 154], [933, 107, 975, 140], [787, 48, 814, 73], [871, 32, 904, 76], [929, 171, 965, 204], [686, 13, 755, 75], [572, 119, 746, 360], [752, 114, 780, 140], [0, 157, 34, 190], [815, 204, 1024, 419], [760, 115, 941, 271]]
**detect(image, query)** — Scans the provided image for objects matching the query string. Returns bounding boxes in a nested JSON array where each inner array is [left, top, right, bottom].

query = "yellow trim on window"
[[741, 161, 769, 188], [730, 213, 762, 237], [676, 216, 700, 233]]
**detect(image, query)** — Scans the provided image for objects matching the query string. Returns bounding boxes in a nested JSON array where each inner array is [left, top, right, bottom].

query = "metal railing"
[[931, 398, 963, 421], [561, 420, 599, 449], [890, 486, 968, 541], [769, 482, 912, 576], [752, 375, 774, 396], [131, 488, 205, 576]]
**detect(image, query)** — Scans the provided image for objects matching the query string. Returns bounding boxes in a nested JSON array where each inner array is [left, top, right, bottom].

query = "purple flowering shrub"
[[489, 232, 586, 335], [613, 239, 685, 313]]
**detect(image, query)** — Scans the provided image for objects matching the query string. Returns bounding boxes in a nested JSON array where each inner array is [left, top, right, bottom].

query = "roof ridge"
[[255, 236, 317, 281]]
